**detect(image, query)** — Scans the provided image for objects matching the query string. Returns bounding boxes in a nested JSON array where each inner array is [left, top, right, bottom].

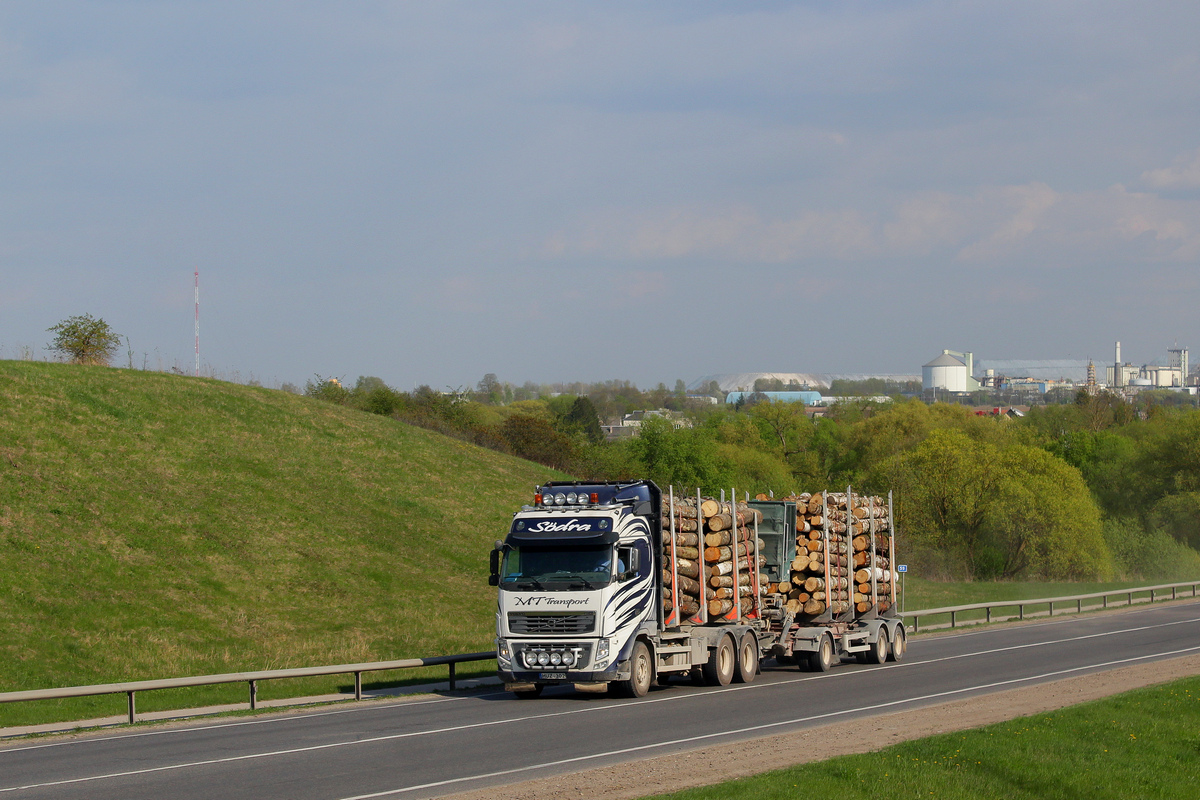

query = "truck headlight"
[[496, 638, 511, 668], [596, 639, 610, 660]]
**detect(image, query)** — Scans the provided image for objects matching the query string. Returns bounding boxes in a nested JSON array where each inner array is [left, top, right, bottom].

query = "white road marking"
[[4, 600, 1193, 758], [333, 644, 1200, 800], [3, 628, 1198, 795]]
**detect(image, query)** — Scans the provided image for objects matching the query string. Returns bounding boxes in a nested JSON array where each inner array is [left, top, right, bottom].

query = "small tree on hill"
[[47, 314, 122, 365]]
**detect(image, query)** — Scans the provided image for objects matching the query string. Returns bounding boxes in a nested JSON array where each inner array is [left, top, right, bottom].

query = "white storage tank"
[[923, 352, 969, 392]]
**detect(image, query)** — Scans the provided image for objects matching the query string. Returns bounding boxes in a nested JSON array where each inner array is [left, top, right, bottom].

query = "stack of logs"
[[662, 496, 767, 620], [759, 491, 896, 620]]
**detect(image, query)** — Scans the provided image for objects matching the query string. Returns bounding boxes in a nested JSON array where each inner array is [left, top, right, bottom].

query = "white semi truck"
[[489, 480, 905, 698]]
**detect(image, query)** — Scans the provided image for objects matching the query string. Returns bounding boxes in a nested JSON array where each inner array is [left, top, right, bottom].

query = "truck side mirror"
[[617, 546, 640, 580], [488, 547, 501, 586]]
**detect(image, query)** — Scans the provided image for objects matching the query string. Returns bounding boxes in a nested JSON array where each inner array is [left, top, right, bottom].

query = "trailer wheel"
[[702, 634, 736, 686], [613, 641, 653, 698], [806, 634, 834, 673], [888, 625, 906, 662], [513, 685, 543, 699], [734, 632, 759, 684], [867, 627, 889, 665]]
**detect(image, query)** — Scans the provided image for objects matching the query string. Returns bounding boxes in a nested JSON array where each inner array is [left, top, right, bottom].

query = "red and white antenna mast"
[[194, 270, 200, 377]]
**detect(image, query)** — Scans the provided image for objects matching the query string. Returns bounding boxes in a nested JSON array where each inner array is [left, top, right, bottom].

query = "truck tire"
[[513, 685, 543, 699], [613, 641, 653, 698], [806, 634, 834, 673], [734, 632, 759, 684], [867, 628, 889, 665], [888, 625, 907, 662], [702, 634, 736, 686]]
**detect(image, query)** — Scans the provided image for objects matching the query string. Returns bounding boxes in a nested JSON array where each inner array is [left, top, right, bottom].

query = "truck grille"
[[508, 612, 596, 634]]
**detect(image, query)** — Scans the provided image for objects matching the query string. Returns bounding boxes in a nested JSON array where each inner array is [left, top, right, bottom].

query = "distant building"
[[725, 390, 823, 406], [922, 350, 980, 393], [974, 359, 1090, 384], [689, 372, 920, 394]]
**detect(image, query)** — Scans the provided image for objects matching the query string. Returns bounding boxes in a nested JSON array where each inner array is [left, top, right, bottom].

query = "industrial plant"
[[922, 342, 1196, 399]]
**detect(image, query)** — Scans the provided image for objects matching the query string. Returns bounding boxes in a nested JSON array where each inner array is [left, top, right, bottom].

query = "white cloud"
[[1142, 148, 1200, 189], [548, 181, 1200, 267], [562, 205, 877, 263]]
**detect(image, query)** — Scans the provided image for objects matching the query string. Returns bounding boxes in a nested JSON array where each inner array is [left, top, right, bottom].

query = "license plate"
[[540, 672, 567, 680]]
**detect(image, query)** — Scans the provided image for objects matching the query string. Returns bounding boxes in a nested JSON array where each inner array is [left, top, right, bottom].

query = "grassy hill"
[[0, 361, 560, 723]]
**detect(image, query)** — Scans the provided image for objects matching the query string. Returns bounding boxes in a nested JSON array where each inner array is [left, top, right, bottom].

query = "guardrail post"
[[1049, 601, 1054, 617], [1128, 592, 1133, 605], [1019, 604, 1024, 620], [950, 610, 956, 628], [1077, 598, 1082, 613], [986, 607, 991, 623], [913, 616, 919, 633], [1172, 587, 1177, 600], [1151, 589, 1156, 603], [127, 691, 136, 724], [449, 661, 457, 691], [249, 680, 257, 710], [354, 672, 362, 701], [1103, 594, 1108, 608]]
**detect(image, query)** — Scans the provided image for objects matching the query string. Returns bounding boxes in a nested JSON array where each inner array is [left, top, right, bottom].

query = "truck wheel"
[[888, 626, 906, 662], [867, 628, 889, 665], [702, 634, 736, 686], [513, 685, 543, 699], [613, 641, 653, 698], [734, 632, 759, 684], [806, 634, 834, 673]]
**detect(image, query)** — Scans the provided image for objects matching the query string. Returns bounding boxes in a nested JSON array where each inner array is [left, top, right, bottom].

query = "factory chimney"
[[1114, 341, 1122, 388]]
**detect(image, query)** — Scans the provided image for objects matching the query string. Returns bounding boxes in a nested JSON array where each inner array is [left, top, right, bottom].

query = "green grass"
[[0, 361, 559, 725], [643, 676, 1200, 800]]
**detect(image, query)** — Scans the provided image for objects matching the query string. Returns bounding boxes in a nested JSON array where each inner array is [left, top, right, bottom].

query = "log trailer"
[[489, 480, 905, 698]]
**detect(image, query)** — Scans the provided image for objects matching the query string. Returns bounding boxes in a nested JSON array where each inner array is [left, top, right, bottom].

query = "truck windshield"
[[500, 544, 614, 590]]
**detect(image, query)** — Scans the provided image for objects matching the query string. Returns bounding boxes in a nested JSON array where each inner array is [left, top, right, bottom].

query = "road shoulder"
[[440, 653, 1200, 800]]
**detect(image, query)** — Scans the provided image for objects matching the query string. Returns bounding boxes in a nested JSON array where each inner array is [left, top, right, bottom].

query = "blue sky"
[[3, 2, 1198, 389]]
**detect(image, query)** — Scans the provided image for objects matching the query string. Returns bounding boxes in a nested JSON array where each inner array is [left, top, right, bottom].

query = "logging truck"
[[489, 480, 905, 698]]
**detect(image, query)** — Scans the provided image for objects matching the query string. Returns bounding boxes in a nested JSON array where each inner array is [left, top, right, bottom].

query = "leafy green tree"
[[475, 373, 502, 405], [46, 313, 122, 365], [304, 375, 351, 404], [881, 428, 1110, 579], [629, 416, 730, 493], [982, 445, 1111, 579], [351, 376, 402, 416], [498, 415, 575, 469], [565, 396, 604, 444]]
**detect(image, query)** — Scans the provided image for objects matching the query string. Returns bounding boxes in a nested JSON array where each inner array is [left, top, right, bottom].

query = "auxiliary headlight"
[[566, 492, 578, 504], [537, 651, 551, 666], [549, 651, 562, 666], [562, 651, 576, 667], [523, 650, 539, 669], [553, 492, 567, 506]]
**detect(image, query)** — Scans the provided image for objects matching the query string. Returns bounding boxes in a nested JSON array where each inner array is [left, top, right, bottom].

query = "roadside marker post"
[[898, 565, 908, 614]]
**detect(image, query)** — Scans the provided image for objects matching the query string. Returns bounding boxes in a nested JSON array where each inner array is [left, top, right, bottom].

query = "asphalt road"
[[3, 601, 1199, 800]]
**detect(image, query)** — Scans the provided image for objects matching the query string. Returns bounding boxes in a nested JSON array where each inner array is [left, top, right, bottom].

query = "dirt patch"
[[441, 653, 1200, 800]]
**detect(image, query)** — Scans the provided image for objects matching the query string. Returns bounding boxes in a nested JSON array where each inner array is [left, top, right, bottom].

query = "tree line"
[[304, 374, 1200, 584]]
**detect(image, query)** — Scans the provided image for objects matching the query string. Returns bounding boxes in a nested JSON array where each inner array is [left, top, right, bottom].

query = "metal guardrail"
[[4, 581, 1198, 728], [904, 580, 1200, 632], [0, 651, 496, 725]]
